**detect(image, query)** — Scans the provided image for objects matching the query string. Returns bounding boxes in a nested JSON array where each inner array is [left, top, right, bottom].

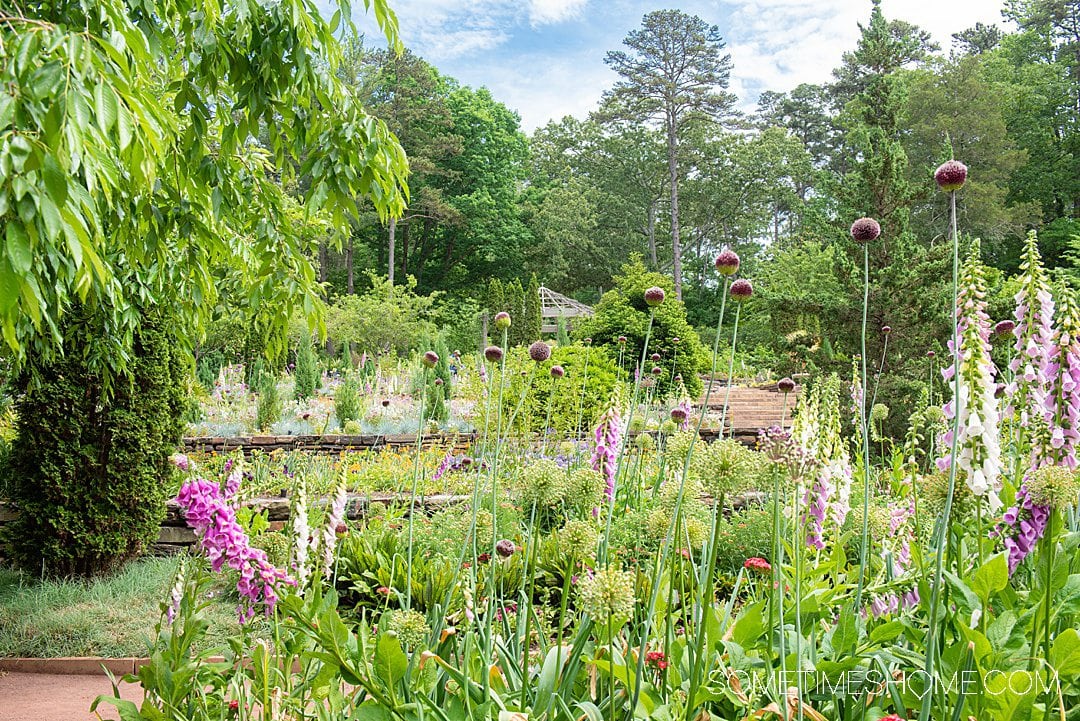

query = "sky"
[[351, 0, 1011, 132]]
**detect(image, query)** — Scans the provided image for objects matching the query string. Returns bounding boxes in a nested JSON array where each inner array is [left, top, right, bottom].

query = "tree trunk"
[[346, 238, 355, 295], [318, 242, 328, 284], [401, 219, 410, 280], [666, 116, 683, 300], [387, 217, 396, 287], [647, 200, 658, 269]]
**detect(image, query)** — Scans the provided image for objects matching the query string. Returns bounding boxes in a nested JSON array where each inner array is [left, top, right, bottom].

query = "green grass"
[[0, 555, 245, 658]]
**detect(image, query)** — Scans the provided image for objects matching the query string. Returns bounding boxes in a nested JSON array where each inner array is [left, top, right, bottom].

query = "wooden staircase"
[[695, 381, 799, 443]]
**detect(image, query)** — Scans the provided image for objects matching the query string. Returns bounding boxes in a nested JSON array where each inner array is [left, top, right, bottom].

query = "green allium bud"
[[578, 567, 636, 620], [559, 519, 598, 559], [386, 609, 431, 650], [1025, 466, 1080, 509]]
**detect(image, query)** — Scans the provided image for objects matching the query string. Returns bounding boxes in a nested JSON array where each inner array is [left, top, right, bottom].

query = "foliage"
[[254, 368, 282, 433], [476, 343, 621, 437], [0, 0, 407, 380], [1, 310, 186, 576], [334, 373, 362, 429], [574, 256, 709, 398], [325, 274, 439, 357], [293, 338, 319, 402]]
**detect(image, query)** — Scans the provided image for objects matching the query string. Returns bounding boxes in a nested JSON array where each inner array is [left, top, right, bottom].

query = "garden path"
[[0, 671, 138, 721]]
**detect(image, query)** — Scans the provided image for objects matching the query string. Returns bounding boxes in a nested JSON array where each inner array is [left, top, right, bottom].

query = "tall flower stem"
[[869, 332, 890, 413], [573, 344, 593, 443], [1042, 510, 1056, 721], [631, 283, 729, 719], [919, 189, 963, 721], [482, 328, 509, 701], [771, 465, 787, 698], [404, 364, 429, 610], [855, 243, 872, 610], [720, 303, 743, 439]]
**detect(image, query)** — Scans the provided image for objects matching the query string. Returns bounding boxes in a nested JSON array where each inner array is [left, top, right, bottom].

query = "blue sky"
[[353, 0, 1009, 132]]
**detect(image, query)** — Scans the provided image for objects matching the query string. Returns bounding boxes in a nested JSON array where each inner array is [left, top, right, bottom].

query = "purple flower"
[[993, 320, 1015, 337], [644, 287, 666, 307], [803, 477, 829, 550], [714, 248, 740, 277], [729, 279, 753, 301], [650, 353, 661, 362], [850, 217, 881, 243], [591, 403, 624, 501], [422, 351, 439, 369], [934, 160, 968, 192], [550, 365, 565, 378], [651, 365, 662, 375], [494, 312, 512, 330], [777, 377, 796, 394], [529, 341, 552, 363], [484, 345, 504, 363], [618, 336, 627, 344], [176, 478, 294, 621], [670, 406, 688, 424], [881, 325, 892, 335], [997, 483, 1051, 574], [495, 539, 516, 557], [170, 454, 191, 472]]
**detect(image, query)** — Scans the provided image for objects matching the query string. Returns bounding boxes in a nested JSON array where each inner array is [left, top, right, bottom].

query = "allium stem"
[[630, 283, 728, 719], [574, 344, 593, 443], [855, 243, 872, 610], [405, 364, 430, 609], [1042, 510, 1055, 721], [920, 189, 963, 721], [720, 303, 743, 439]]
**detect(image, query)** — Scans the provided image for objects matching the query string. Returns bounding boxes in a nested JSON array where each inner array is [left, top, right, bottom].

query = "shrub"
[[293, 338, 319, 401], [325, 273, 439, 357], [712, 506, 774, 575], [335, 373, 362, 429], [476, 343, 622, 437], [255, 367, 282, 432], [1, 309, 186, 577], [573, 255, 709, 398]]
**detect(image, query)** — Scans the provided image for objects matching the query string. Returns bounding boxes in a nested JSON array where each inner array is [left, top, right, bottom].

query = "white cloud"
[[529, 0, 589, 25], [722, 0, 1008, 109]]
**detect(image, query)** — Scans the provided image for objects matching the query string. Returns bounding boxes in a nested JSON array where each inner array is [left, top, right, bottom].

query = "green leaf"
[[971, 553, 1008, 603], [373, 633, 408, 685], [5, 220, 32, 274], [0, 257, 19, 313], [731, 600, 765, 649], [0, 92, 14, 130], [42, 155, 68, 206], [1051, 627, 1080, 678], [94, 82, 119, 134]]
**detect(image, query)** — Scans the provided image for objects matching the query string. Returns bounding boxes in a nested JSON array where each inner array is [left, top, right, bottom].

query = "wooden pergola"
[[539, 286, 594, 334]]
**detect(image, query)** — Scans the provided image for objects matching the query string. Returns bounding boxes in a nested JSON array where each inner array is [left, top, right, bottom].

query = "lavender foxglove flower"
[[1008, 231, 1055, 462], [321, 480, 348, 579], [1043, 282, 1080, 468], [937, 240, 1004, 510], [176, 478, 294, 621], [997, 484, 1051, 574], [590, 400, 624, 502]]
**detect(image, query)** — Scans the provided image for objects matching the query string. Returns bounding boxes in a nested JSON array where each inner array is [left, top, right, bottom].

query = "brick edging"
[[0, 656, 213, 675]]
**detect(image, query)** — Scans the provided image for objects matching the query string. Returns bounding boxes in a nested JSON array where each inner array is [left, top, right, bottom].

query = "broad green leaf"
[[5, 221, 32, 274], [373, 633, 408, 685], [1051, 627, 1080, 678], [94, 82, 119, 134], [971, 553, 1008, 603], [42, 155, 68, 206]]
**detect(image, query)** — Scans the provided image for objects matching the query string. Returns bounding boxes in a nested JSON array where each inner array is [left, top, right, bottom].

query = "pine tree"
[[524, 274, 543, 341]]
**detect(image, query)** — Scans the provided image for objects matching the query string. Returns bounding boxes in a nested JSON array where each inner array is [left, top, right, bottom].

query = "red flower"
[[377, 586, 391, 595], [744, 557, 771, 573], [228, 700, 240, 712], [879, 715, 905, 721], [646, 651, 669, 670]]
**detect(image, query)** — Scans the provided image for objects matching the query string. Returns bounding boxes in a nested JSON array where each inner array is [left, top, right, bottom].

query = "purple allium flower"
[[484, 345, 504, 363], [882, 325, 892, 335], [650, 353, 661, 362], [777, 377, 796, 394], [176, 478, 294, 621], [494, 312, 511, 330], [618, 336, 627, 344], [715, 248, 740, 277], [674, 374, 682, 383], [495, 539, 516, 557], [927, 350, 936, 359], [644, 286, 666, 307], [584, 337, 592, 345], [529, 341, 552, 362], [381, 399, 390, 407], [651, 365, 662, 375], [850, 217, 881, 243], [434, 377, 444, 387], [550, 365, 565, 378], [670, 407, 688, 424], [993, 320, 1016, 337], [934, 160, 968, 192], [422, 351, 439, 369], [672, 337, 680, 344], [729, 279, 753, 301]]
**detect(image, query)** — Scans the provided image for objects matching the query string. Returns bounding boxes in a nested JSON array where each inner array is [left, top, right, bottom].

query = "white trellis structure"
[[539, 286, 594, 334]]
